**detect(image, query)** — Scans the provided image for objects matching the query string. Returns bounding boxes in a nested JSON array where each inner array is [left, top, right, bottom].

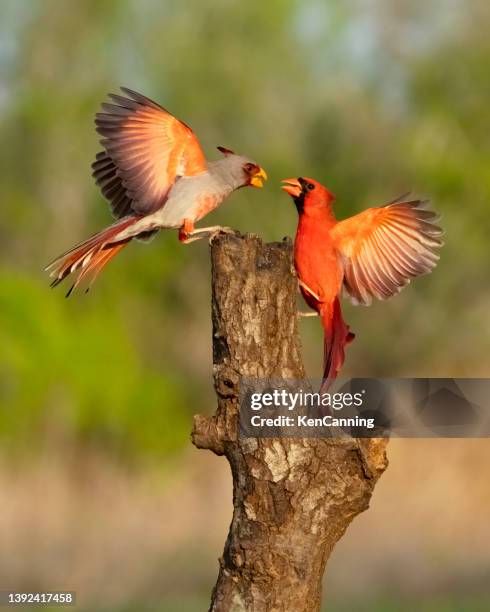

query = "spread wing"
[[332, 195, 443, 306], [92, 87, 207, 217]]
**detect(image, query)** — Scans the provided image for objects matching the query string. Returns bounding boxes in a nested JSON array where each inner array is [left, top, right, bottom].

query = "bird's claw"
[[209, 226, 235, 244], [297, 311, 319, 318]]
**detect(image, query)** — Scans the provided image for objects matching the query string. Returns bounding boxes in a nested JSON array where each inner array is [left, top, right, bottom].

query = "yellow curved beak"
[[250, 167, 268, 188]]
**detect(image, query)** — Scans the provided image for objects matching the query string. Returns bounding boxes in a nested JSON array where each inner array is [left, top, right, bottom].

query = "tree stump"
[[192, 233, 388, 612]]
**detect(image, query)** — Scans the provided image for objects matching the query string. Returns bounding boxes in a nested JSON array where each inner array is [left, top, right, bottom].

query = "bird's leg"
[[298, 279, 320, 302], [178, 219, 200, 244], [179, 219, 235, 244], [297, 311, 319, 318], [297, 280, 320, 317], [193, 226, 235, 243]]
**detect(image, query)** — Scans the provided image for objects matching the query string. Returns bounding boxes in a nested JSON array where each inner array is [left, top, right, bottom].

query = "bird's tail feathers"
[[320, 298, 355, 391], [46, 215, 143, 296]]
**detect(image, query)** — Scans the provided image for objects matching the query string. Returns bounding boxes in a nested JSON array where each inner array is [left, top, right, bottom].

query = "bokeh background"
[[1, 1, 490, 610]]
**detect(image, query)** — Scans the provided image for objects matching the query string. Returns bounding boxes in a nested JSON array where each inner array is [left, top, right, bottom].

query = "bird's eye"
[[306, 182, 315, 191], [244, 163, 255, 173]]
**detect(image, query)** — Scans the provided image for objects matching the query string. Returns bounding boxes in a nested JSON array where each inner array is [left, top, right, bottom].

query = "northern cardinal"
[[282, 177, 443, 388], [46, 88, 267, 295]]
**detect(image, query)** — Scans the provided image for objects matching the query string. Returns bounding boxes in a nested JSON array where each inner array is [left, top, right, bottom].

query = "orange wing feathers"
[[46, 216, 142, 296], [93, 88, 207, 217], [332, 197, 443, 305]]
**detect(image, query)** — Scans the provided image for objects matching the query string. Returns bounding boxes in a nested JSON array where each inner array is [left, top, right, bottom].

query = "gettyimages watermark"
[[239, 379, 490, 438]]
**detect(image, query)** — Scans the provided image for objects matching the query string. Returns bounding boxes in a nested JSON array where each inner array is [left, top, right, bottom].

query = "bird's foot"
[[180, 225, 235, 244], [297, 311, 319, 318], [179, 233, 202, 244], [207, 226, 236, 244]]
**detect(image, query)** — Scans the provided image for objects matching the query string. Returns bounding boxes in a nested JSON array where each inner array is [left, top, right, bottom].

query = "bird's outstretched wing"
[[332, 196, 443, 306], [92, 88, 207, 217]]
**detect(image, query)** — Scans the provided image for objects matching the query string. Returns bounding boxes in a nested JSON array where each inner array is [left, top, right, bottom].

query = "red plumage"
[[282, 177, 443, 388]]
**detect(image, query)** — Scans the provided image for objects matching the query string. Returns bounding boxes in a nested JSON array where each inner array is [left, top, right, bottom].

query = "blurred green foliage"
[[1, 0, 489, 459], [0, 269, 190, 457]]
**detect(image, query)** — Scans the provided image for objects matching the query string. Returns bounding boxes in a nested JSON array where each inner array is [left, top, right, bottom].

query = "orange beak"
[[281, 178, 302, 198]]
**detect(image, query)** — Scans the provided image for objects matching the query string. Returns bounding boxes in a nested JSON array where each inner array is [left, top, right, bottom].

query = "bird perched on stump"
[[46, 87, 267, 296], [282, 177, 443, 388]]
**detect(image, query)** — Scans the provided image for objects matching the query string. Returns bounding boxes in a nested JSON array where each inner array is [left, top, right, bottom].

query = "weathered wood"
[[192, 233, 388, 612]]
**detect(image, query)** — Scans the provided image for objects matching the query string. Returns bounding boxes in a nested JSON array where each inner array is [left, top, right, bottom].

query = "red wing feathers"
[[92, 88, 207, 217], [332, 198, 443, 306]]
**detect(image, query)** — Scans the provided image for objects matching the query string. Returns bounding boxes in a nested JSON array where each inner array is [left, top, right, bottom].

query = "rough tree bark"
[[192, 233, 389, 612]]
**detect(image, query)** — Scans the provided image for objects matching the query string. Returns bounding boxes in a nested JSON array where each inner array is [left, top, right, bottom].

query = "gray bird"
[[46, 87, 267, 296]]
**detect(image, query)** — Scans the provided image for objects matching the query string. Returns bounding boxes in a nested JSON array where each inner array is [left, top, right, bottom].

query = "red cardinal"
[[282, 177, 443, 388], [46, 88, 267, 296]]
